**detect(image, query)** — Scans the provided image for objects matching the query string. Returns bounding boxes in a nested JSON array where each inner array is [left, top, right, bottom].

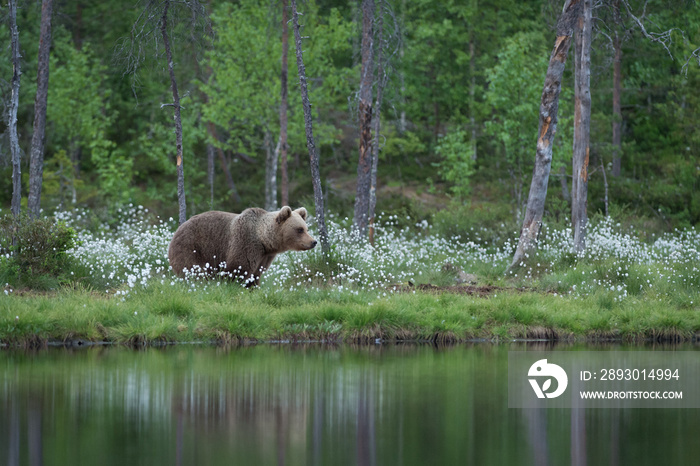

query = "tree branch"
[[621, 0, 680, 59]]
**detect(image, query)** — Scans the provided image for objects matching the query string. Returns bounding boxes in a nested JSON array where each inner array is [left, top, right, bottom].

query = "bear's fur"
[[168, 206, 316, 286]]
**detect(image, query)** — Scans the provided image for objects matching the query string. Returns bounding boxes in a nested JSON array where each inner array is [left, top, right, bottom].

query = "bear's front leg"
[[247, 254, 276, 288]]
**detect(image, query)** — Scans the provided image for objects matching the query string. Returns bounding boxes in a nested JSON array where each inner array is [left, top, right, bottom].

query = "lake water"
[[1, 343, 698, 465]]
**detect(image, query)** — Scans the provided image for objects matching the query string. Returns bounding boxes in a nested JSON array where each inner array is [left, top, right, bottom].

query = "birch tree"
[[161, 0, 187, 224], [290, 0, 329, 253], [353, 0, 375, 236], [367, 4, 385, 246], [119, 0, 208, 225], [8, 0, 22, 218], [611, 0, 623, 177], [279, 0, 290, 207], [27, 0, 54, 219], [508, 0, 582, 272], [572, 0, 592, 253]]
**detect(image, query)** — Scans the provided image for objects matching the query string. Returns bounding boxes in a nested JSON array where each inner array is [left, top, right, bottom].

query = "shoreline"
[[3, 282, 699, 348], [2, 334, 699, 350]]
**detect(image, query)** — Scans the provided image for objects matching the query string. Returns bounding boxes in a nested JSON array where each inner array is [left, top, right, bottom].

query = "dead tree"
[[290, 0, 329, 253], [353, 0, 375, 236], [264, 128, 277, 210], [607, 0, 682, 177], [611, 0, 623, 177], [368, 2, 386, 246], [160, 0, 187, 224], [8, 0, 22, 218], [27, 0, 54, 219], [279, 0, 290, 207], [508, 0, 582, 272], [118, 0, 208, 225], [572, 0, 592, 253]]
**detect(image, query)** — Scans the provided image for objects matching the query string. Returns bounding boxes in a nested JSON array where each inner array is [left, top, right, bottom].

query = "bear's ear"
[[294, 207, 308, 221], [276, 206, 293, 224]]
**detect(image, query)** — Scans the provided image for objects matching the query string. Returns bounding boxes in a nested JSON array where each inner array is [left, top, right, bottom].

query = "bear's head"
[[275, 206, 317, 251]]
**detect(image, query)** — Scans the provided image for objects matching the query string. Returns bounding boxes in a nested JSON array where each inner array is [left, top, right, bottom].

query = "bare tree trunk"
[[8, 0, 22, 219], [264, 128, 278, 210], [291, 0, 329, 253], [572, 0, 591, 253], [508, 0, 581, 272], [611, 0, 623, 177], [368, 4, 385, 246], [27, 0, 54, 219], [279, 0, 290, 206], [353, 0, 375, 235], [161, 0, 187, 225]]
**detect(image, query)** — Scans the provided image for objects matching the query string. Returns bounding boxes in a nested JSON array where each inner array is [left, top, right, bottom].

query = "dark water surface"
[[1, 343, 698, 465]]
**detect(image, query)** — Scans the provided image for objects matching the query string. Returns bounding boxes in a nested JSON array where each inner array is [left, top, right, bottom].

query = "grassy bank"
[[2, 207, 700, 347], [2, 281, 699, 347]]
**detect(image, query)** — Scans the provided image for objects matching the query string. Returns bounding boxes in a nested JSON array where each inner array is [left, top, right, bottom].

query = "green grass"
[[2, 280, 699, 347]]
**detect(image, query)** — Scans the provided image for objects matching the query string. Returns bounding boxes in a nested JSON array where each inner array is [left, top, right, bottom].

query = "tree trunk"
[[279, 0, 290, 206], [264, 128, 278, 210], [9, 0, 22, 219], [161, 0, 187, 225], [353, 0, 375, 235], [27, 0, 54, 219], [611, 0, 622, 177], [368, 4, 384, 246], [291, 0, 329, 253], [572, 0, 591, 253], [508, 0, 582, 272], [611, 37, 622, 175]]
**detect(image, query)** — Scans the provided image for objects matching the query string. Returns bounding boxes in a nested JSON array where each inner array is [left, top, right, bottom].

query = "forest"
[[1, 0, 700, 345], [1, 0, 698, 236]]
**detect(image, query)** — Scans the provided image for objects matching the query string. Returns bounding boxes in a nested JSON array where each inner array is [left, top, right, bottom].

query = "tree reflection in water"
[[0, 343, 698, 465]]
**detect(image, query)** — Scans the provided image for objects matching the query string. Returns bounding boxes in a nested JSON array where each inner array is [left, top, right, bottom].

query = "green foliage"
[[0, 0, 699, 232], [201, 0, 352, 158], [433, 128, 476, 198], [0, 214, 78, 288], [484, 32, 548, 167], [42, 150, 85, 207]]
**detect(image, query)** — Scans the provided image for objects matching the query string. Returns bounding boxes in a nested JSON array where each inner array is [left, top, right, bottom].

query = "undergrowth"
[[0, 205, 698, 346]]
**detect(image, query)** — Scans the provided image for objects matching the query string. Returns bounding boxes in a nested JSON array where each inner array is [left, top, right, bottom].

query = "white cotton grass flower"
[[49, 206, 700, 305]]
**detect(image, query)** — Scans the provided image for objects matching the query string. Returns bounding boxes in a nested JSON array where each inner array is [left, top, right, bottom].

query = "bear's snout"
[[310, 240, 318, 249]]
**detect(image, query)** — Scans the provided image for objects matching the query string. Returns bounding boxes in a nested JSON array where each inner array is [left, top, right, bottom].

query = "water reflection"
[[0, 343, 698, 465]]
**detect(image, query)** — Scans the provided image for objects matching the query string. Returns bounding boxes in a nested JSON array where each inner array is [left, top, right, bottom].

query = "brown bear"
[[168, 206, 316, 286]]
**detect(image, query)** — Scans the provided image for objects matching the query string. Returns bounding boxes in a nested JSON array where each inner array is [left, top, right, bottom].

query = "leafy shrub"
[[432, 129, 476, 199], [0, 214, 78, 287]]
